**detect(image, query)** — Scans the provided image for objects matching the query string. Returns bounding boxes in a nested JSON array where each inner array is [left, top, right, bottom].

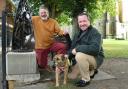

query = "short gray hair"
[[39, 4, 49, 11]]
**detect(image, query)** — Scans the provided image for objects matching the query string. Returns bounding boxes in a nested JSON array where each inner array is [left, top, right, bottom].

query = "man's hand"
[[72, 48, 76, 55]]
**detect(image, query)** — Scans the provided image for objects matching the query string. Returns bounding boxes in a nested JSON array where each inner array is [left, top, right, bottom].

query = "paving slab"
[[15, 70, 115, 89], [93, 70, 116, 80], [16, 83, 48, 89]]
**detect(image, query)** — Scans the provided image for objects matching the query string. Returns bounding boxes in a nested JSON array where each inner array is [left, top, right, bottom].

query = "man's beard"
[[41, 16, 49, 20], [80, 26, 88, 31]]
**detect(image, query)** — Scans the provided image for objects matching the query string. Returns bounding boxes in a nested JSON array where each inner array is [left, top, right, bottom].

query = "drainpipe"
[[2, 10, 8, 89]]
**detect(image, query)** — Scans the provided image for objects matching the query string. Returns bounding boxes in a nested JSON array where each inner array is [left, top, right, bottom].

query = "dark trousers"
[[35, 42, 66, 68]]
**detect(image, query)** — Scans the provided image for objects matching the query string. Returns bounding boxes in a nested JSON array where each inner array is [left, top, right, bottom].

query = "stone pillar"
[[115, 0, 124, 39], [105, 12, 111, 38], [122, 0, 128, 22]]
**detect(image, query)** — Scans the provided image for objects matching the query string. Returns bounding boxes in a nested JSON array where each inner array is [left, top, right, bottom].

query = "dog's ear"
[[61, 54, 69, 61], [53, 54, 63, 60], [59, 54, 63, 57], [64, 54, 68, 59]]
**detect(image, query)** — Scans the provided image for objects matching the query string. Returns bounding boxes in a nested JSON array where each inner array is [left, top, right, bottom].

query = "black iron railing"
[[2, 10, 8, 89]]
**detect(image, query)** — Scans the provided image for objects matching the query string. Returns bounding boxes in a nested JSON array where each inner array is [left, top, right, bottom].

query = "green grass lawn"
[[103, 39, 128, 59]]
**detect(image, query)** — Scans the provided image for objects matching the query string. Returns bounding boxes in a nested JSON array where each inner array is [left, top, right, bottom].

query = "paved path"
[[0, 49, 115, 89], [14, 70, 115, 89]]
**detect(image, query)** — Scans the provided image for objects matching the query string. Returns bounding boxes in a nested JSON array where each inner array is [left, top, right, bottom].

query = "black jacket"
[[69, 25, 104, 68]]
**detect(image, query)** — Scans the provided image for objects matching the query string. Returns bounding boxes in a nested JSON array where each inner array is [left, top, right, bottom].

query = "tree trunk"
[[71, 17, 79, 39], [50, 4, 55, 18]]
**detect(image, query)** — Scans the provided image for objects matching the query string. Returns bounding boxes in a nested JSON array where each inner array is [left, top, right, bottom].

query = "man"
[[68, 12, 104, 87], [32, 5, 67, 71]]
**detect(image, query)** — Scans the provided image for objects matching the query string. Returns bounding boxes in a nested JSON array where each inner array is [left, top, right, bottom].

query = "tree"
[[27, 0, 42, 15], [28, 0, 116, 23], [27, 0, 116, 37]]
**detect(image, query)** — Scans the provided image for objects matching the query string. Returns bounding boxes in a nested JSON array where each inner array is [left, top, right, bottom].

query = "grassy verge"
[[103, 39, 128, 59]]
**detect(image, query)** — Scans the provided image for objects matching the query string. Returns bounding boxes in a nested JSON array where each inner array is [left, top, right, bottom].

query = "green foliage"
[[102, 0, 117, 16], [27, 0, 116, 23], [84, 0, 116, 22], [56, 12, 71, 25], [28, 0, 42, 15]]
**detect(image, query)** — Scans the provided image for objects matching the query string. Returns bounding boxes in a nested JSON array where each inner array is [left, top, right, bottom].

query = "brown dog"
[[53, 54, 70, 87]]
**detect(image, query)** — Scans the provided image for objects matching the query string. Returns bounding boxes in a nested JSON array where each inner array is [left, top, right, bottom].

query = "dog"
[[53, 54, 70, 87]]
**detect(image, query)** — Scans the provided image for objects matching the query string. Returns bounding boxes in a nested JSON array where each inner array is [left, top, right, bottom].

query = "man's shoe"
[[90, 69, 98, 79], [75, 80, 90, 87]]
